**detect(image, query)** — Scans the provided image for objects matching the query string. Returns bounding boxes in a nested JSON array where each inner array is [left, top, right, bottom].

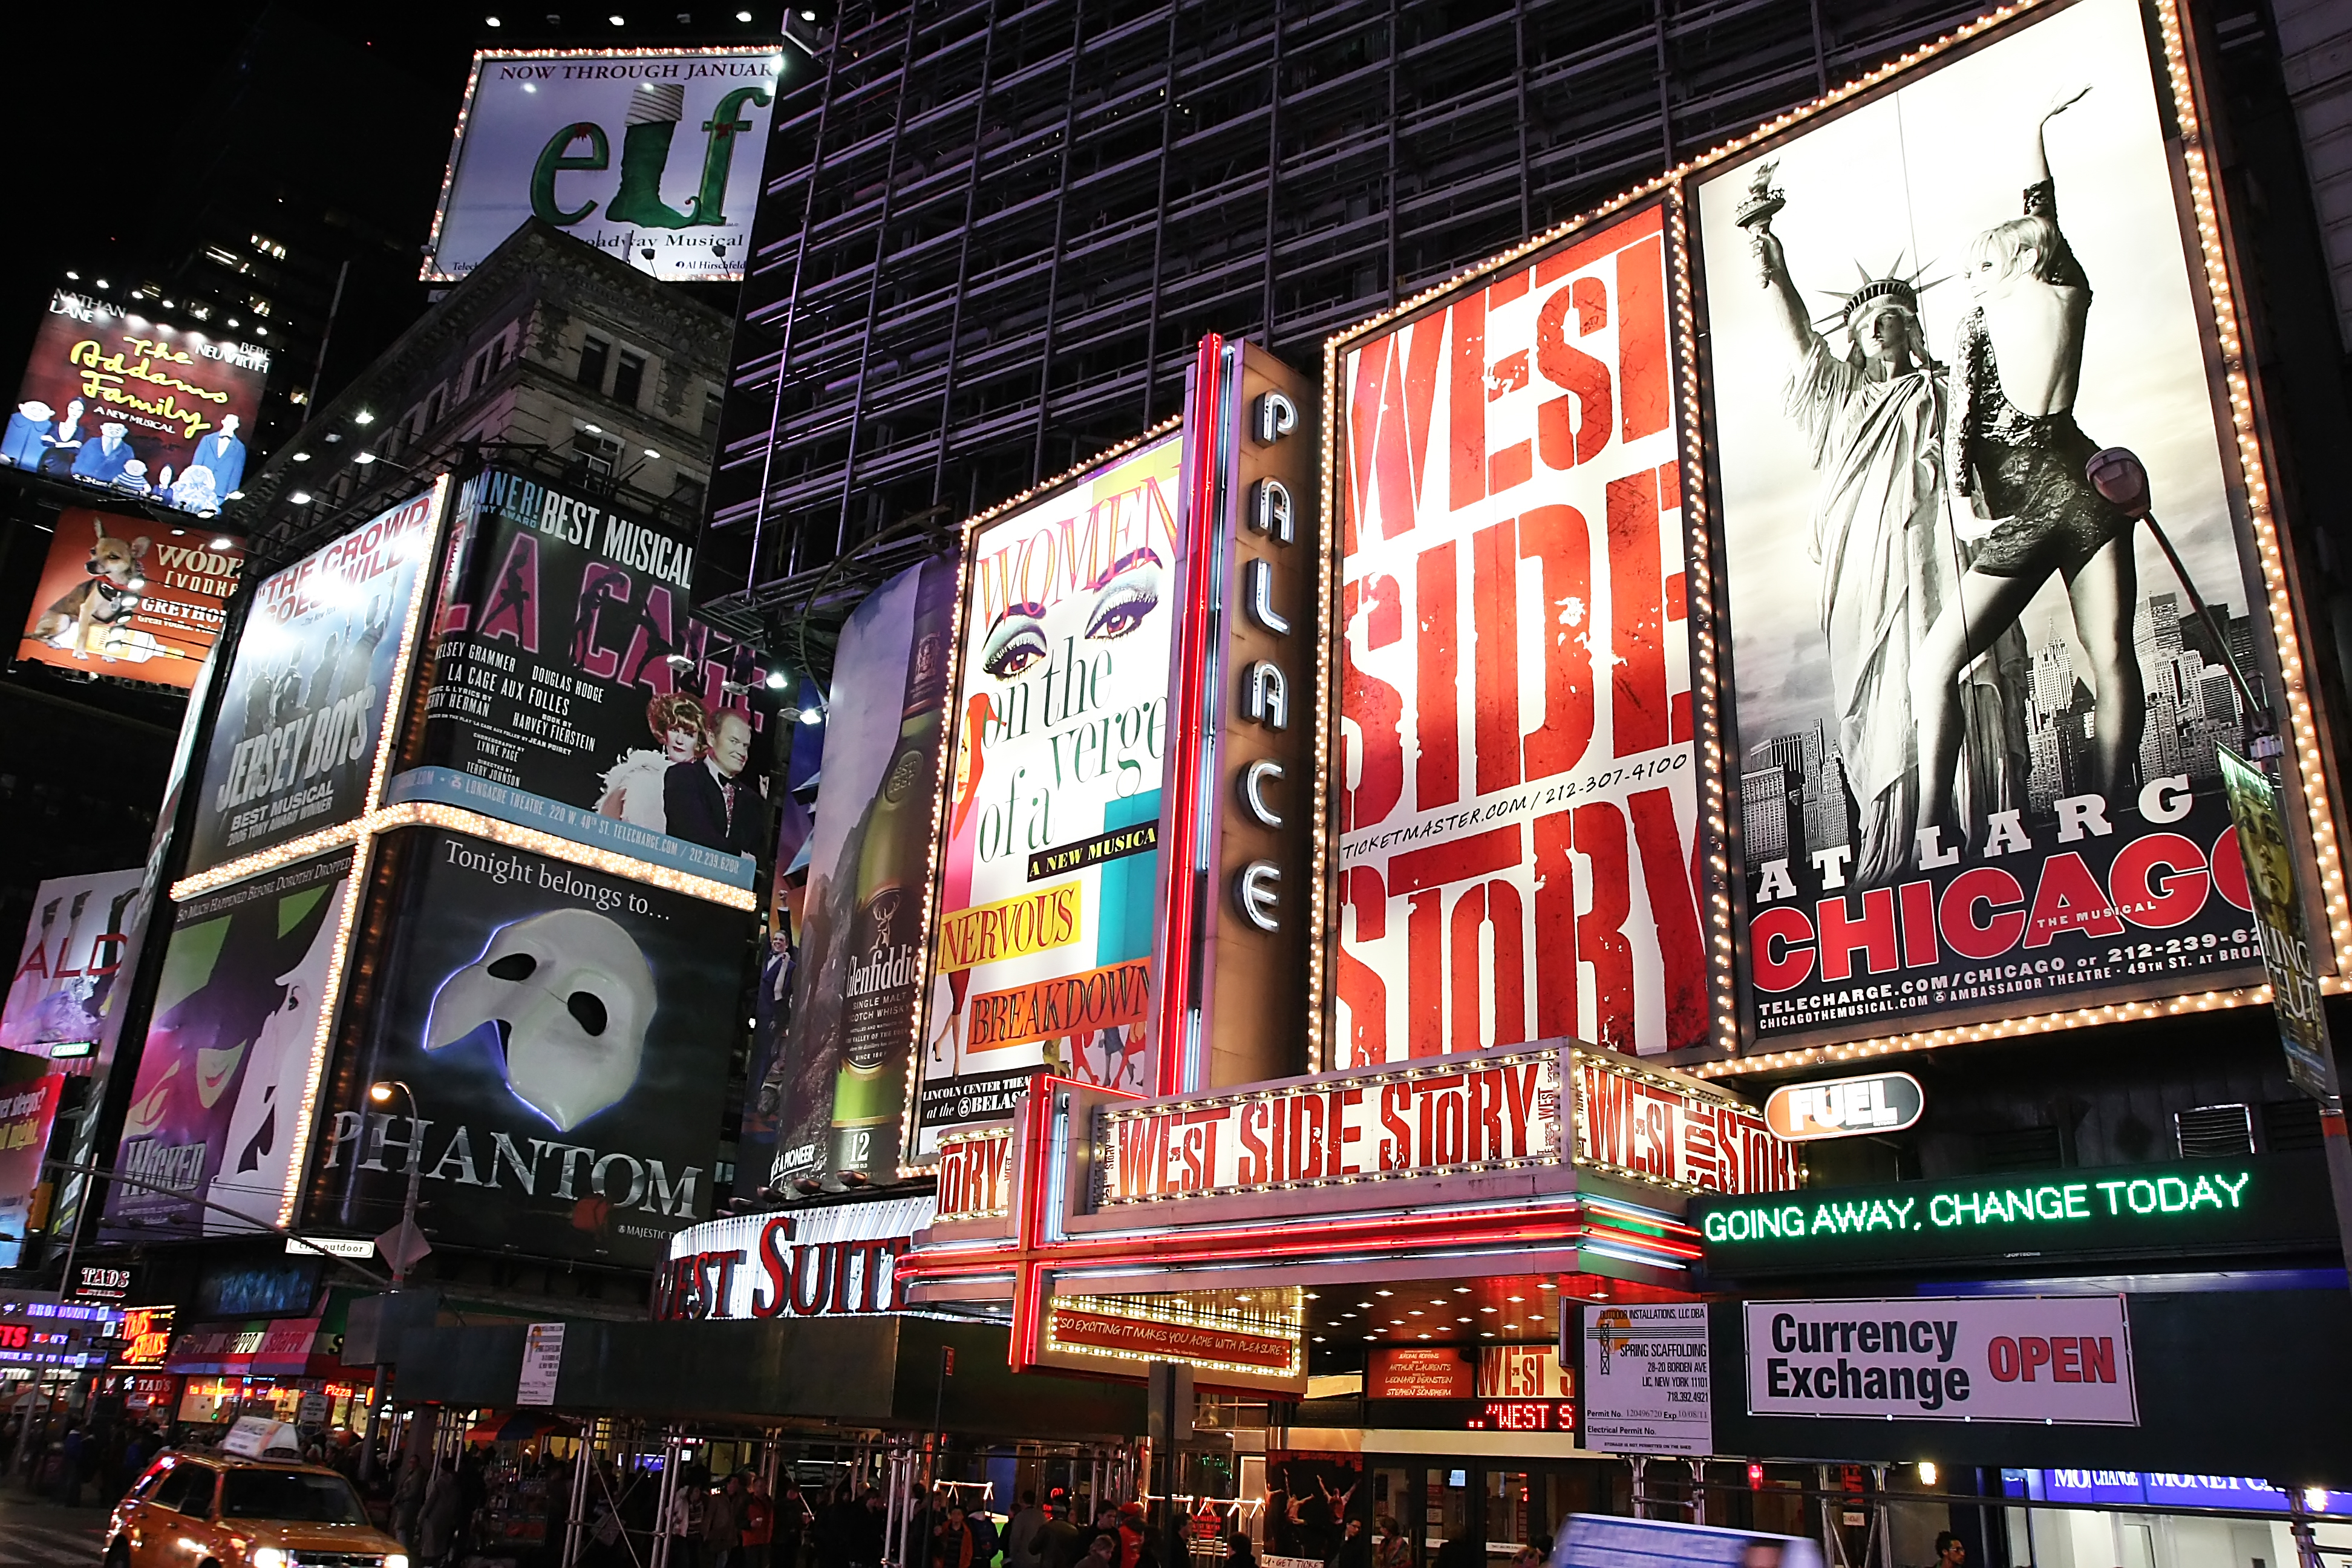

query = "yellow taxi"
[[105, 1451, 410, 1568]]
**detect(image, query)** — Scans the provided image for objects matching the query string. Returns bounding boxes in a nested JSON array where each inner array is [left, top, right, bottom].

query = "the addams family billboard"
[[2, 290, 267, 516]]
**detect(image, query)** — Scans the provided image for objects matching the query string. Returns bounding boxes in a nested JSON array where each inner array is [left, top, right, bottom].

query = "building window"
[[425, 388, 446, 430], [488, 335, 506, 376], [579, 333, 611, 390], [570, 430, 625, 486], [613, 348, 647, 408], [704, 389, 725, 433]]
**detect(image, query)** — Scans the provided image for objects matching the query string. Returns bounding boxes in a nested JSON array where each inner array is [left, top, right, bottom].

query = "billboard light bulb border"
[[898, 418, 1185, 1177], [1316, 0, 2350, 1071]]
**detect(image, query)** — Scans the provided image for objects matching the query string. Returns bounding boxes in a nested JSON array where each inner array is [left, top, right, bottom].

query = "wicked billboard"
[[1693, 0, 2337, 1051], [301, 828, 752, 1267], [389, 465, 773, 890], [182, 488, 443, 877], [103, 851, 357, 1237]]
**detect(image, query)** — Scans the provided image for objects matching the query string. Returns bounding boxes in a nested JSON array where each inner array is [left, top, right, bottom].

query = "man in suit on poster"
[[186, 414, 247, 497], [665, 708, 763, 856]]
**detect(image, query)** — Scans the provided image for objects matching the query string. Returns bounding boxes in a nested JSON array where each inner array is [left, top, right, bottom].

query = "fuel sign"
[[1763, 1071, 1924, 1142]]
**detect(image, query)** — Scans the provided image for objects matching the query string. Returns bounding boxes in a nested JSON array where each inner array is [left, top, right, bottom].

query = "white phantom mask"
[[426, 910, 656, 1132]]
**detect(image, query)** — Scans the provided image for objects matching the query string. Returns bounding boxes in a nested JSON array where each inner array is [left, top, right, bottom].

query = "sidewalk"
[[0, 1483, 110, 1566]]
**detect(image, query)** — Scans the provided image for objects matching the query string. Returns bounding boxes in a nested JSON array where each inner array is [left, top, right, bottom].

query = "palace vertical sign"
[[1332, 203, 1705, 1064], [1156, 339, 1321, 1092]]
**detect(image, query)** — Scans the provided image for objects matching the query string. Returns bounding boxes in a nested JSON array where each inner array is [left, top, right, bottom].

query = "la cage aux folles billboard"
[[423, 49, 786, 283], [391, 465, 771, 889], [2, 290, 267, 516], [1691, 0, 2343, 1057], [181, 488, 442, 878], [303, 828, 751, 1267]]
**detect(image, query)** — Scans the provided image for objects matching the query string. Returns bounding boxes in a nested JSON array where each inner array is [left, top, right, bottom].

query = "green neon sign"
[[1690, 1155, 2328, 1276]]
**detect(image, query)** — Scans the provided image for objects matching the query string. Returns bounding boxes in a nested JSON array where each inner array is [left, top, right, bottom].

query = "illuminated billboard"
[[181, 488, 443, 879], [0, 869, 143, 1064], [103, 851, 357, 1238], [390, 465, 774, 890], [1694, 0, 2341, 1057], [2, 289, 267, 514], [762, 555, 956, 1192], [423, 49, 786, 283], [1331, 202, 1710, 1062], [303, 828, 750, 1267], [913, 433, 1184, 1158], [16, 511, 243, 687]]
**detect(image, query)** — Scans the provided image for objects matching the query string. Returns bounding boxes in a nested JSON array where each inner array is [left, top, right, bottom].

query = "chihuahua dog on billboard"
[[31, 517, 149, 659]]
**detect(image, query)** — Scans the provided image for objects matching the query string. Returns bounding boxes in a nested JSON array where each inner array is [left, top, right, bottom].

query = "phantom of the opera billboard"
[[422, 50, 786, 283], [1332, 202, 1707, 1062], [1693, 0, 2340, 1053], [913, 433, 1184, 1157], [300, 828, 751, 1267], [2, 290, 268, 515], [181, 489, 442, 878]]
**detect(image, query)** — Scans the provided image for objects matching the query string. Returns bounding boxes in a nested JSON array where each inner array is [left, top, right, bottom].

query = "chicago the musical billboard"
[[1694, 0, 2330, 1051], [1332, 203, 1708, 1062]]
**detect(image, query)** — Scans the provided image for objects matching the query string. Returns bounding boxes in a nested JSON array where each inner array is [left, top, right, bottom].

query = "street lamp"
[[361, 1080, 424, 1486], [368, 1080, 426, 1290]]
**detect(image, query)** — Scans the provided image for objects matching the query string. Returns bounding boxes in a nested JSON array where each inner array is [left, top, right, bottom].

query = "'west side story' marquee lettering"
[[1098, 1046, 1564, 1203], [1570, 1051, 1797, 1195]]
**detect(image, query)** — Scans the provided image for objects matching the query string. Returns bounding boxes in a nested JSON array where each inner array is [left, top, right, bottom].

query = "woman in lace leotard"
[[1911, 85, 2141, 839]]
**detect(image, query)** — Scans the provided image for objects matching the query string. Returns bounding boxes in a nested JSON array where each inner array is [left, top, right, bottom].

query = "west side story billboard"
[[1333, 203, 1707, 1062], [1696, 0, 2331, 1051], [183, 489, 442, 877], [914, 433, 1184, 1156], [422, 49, 786, 283]]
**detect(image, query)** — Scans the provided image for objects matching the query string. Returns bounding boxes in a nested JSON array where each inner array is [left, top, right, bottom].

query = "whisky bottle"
[[828, 576, 951, 1183]]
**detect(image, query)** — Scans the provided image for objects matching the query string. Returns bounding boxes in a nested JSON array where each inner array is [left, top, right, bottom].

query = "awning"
[[166, 1316, 329, 1377], [392, 1314, 1143, 1440]]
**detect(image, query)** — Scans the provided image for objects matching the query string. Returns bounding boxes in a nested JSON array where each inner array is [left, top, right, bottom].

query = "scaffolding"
[[704, 0, 1997, 659]]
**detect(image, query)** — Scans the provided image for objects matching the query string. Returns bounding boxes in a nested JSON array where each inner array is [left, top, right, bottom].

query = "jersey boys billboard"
[[1334, 203, 1706, 1062], [183, 490, 441, 877], [423, 49, 785, 283], [915, 434, 1184, 1155], [1696, 0, 2305, 1048]]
